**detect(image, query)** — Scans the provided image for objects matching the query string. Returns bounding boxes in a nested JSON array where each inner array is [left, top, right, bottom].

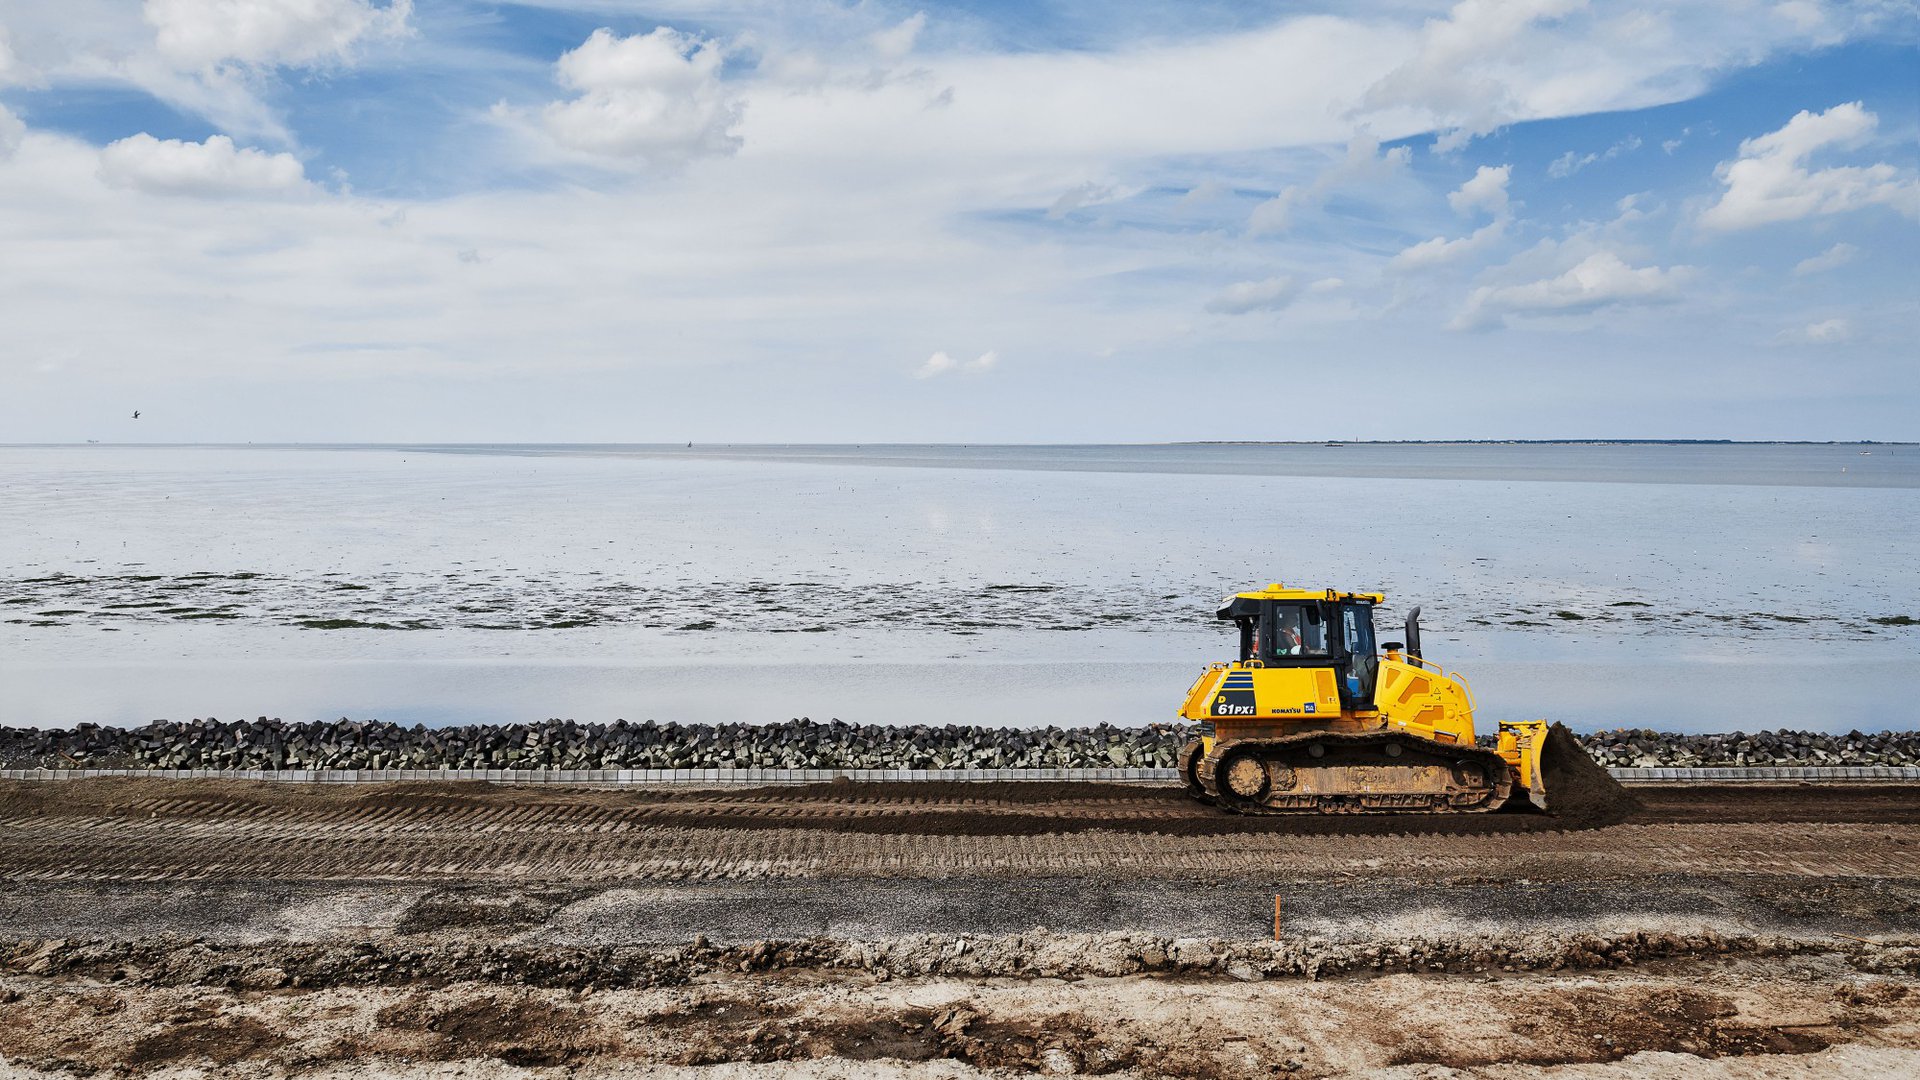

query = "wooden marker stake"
[[1273, 895, 1282, 940]]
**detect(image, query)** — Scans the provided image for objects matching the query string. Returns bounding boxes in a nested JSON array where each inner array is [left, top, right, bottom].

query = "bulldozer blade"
[[1529, 722, 1640, 826]]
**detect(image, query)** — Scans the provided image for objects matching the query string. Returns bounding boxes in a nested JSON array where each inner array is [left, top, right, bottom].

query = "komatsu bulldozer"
[[1177, 583, 1551, 814]]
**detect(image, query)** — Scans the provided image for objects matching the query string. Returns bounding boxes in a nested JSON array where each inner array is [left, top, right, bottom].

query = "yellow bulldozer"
[[1176, 583, 1559, 815]]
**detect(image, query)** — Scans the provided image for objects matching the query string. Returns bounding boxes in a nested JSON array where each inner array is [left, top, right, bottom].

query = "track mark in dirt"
[[1, 780, 1916, 884]]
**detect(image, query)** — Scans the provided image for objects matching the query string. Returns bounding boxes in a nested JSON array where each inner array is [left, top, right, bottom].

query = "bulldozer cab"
[[1218, 587, 1380, 710]]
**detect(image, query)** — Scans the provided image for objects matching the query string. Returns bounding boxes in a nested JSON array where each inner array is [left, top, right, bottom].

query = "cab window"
[[1341, 602, 1378, 703], [1266, 603, 1329, 659]]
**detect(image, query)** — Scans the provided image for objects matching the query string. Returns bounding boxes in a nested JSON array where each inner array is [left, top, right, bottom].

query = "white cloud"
[[1701, 102, 1919, 230], [1546, 135, 1641, 178], [1246, 192, 1300, 235], [1392, 166, 1510, 272], [97, 133, 309, 196], [1451, 251, 1690, 330], [144, 0, 412, 70], [1359, 0, 1587, 151], [1793, 242, 1859, 276], [1776, 317, 1852, 344], [1448, 164, 1510, 217], [1048, 181, 1116, 219], [1390, 221, 1505, 273], [917, 349, 997, 377], [1349, 1, 1869, 156], [1248, 134, 1410, 235], [0, 24, 21, 85], [0, 104, 22, 160], [1547, 149, 1593, 178], [1179, 179, 1229, 204], [870, 11, 926, 62], [1771, 1, 1830, 35], [1205, 276, 1300, 314], [534, 27, 744, 163]]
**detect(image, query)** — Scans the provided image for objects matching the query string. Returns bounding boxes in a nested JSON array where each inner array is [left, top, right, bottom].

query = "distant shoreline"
[[6, 439, 1916, 449], [1180, 439, 1913, 446]]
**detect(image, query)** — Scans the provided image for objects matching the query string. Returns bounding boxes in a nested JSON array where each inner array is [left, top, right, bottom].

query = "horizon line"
[[6, 439, 1915, 449]]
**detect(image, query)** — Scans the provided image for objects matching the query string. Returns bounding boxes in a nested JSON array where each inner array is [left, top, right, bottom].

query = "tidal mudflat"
[[2, 443, 1914, 731]]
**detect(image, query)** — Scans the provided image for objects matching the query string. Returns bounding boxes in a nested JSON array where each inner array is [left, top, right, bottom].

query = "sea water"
[[2, 443, 1915, 733]]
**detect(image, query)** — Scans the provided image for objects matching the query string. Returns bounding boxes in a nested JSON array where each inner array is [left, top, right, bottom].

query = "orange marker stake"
[[1273, 895, 1282, 940]]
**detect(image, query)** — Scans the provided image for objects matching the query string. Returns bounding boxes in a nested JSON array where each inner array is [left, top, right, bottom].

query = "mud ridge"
[[8, 930, 1919, 991]]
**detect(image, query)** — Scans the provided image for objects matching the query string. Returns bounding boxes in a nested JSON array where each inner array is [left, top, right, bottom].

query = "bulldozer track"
[[1, 779, 1916, 884], [1193, 732, 1514, 813]]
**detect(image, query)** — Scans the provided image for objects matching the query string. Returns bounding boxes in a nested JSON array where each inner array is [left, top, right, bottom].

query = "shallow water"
[[2, 444, 1915, 733]]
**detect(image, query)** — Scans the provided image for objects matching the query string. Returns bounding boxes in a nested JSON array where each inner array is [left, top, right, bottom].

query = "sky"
[[0, 0, 1916, 443]]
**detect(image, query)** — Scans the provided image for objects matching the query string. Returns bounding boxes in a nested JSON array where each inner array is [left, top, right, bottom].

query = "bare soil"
[[2, 777, 1918, 1077], [2, 958, 1917, 1078]]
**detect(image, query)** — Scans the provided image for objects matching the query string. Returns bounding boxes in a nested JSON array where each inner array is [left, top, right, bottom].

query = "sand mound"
[[1540, 721, 1642, 827]]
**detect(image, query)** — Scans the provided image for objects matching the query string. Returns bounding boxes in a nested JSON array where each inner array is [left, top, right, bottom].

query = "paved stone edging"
[[1608, 765, 1920, 783], [3, 766, 1917, 785], [0, 767, 1177, 785]]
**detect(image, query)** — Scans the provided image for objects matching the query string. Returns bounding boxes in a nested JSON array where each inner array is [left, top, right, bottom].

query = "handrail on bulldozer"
[[1451, 669, 1477, 725]]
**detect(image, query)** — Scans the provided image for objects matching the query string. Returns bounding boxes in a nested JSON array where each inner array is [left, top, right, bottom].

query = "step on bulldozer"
[[1177, 583, 1564, 815]]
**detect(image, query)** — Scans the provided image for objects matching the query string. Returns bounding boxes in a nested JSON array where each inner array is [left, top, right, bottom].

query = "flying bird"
[[131, 411, 140, 419]]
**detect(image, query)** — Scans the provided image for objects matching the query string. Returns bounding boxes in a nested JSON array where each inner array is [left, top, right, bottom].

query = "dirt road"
[[2, 778, 1917, 1078], [2, 779, 1916, 884]]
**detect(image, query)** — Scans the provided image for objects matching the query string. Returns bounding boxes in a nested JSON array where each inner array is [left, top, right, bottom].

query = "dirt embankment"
[[3, 776, 1918, 1076], [12, 928, 1919, 991], [2, 950, 1917, 1078]]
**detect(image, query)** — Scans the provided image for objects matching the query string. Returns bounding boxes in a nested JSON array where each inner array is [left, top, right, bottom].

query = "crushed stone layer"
[[0, 779, 1915, 884], [5, 872, 1918, 948], [8, 716, 1919, 773]]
